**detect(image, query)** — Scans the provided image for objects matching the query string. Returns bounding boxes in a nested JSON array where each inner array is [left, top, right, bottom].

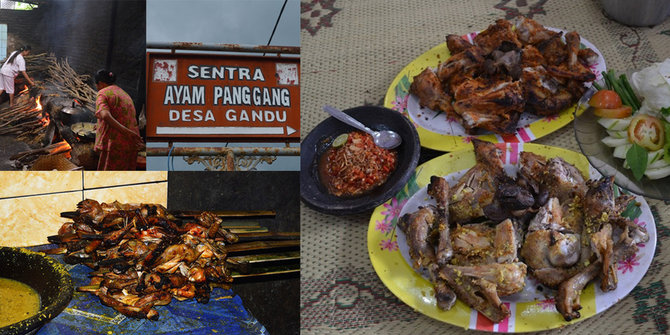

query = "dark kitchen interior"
[[168, 171, 300, 335], [0, 0, 145, 170]]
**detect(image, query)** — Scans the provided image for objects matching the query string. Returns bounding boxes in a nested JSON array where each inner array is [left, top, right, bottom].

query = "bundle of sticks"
[[45, 56, 97, 110], [0, 92, 48, 144], [24, 52, 53, 78], [46, 199, 299, 320]]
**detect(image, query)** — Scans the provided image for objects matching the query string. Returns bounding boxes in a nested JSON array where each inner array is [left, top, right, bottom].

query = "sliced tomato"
[[594, 105, 632, 119], [589, 90, 622, 109], [628, 114, 665, 151]]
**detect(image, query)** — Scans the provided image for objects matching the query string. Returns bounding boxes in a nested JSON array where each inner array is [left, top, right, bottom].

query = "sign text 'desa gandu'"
[[146, 52, 300, 140]]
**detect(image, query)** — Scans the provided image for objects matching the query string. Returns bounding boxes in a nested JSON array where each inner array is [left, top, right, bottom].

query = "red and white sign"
[[146, 52, 300, 141]]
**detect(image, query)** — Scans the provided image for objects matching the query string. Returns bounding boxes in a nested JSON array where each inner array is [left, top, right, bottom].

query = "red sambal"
[[319, 131, 398, 197]]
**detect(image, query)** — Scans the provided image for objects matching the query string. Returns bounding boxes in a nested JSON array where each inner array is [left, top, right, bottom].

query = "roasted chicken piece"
[[555, 260, 601, 321], [444, 262, 527, 297], [513, 16, 560, 45], [438, 266, 511, 323], [398, 176, 457, 310], [494, 219, 519, 263], [427, 176, 453, 265], [535, 32, 568, 66], [446, 34, 473, 54], [522, 65, 575, 116], [520, 197, 582, 287], [409, 68, 457, 119], [398, 207, 438, 269], [451, 78, 525, 134], [473, 19, 522, 54], [450, 223, 495, 265], [437, 45, 486, 94], [449, 140, 504, 223], [546, 31, 596, 83]]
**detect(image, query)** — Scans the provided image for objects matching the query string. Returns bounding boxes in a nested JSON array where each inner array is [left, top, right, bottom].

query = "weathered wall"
[[35, 0, 146, 103], [0, 7, 43, 56], [0, 0, 145, 103]]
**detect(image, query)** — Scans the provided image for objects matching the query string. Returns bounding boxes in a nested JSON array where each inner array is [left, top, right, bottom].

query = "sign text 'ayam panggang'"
[[146, 53, 300, 140]]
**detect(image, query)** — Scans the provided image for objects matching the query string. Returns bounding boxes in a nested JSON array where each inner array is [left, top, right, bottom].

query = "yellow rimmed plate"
[[367, 143, 655, 332], [383, 29, 606, 152]]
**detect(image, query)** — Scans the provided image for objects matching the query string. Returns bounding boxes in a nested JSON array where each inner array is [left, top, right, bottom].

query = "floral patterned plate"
[[367, 143, 656, 332], [383, 29, 606, 152]]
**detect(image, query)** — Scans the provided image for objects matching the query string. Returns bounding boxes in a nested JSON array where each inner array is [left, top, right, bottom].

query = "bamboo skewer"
[[223, 240, 300, 253], [172, 210, 277, 218]]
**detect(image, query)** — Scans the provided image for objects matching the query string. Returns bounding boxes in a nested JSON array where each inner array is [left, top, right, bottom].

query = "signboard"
[[146, 52, 300, 141]]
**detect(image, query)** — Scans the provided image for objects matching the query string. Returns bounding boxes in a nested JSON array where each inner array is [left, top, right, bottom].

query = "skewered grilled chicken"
[[49, 200, 240, 320]]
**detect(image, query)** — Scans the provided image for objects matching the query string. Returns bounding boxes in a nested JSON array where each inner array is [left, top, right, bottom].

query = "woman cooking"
[[0, 45, 35, 106], [94, 69, 143, 170]]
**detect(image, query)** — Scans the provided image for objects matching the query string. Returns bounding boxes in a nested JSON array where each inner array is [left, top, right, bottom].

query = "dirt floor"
[[0, 135, 31, 170]]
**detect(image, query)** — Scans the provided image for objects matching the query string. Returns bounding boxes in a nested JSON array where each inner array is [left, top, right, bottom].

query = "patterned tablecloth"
[[300, 0, 670, 334]]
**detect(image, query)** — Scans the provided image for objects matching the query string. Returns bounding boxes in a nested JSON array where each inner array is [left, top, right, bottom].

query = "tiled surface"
[[0, 192, 82, 247], [83, 171, 167, 188], [0, 172, 168, 247], [0, 172, 82, 198], [83, 182, 168, 206]]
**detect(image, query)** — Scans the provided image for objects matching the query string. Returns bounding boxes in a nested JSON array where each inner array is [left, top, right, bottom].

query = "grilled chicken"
[[399, 141, 647, 324], [438, 266, 511, 323], [427, 176, 453, 265], [437, 45, 486, 95], [446, 34, 473, 54], [449, 140, 504, 224], [555, 260, 601, 321], [409, 68, 457, 119], [398, 207, 438, 269], [513, 16, 560, 45], [398, 176, 458, 311], [410, 17, 596, 134], [452, 78, 525, 134], [445, 262, 527, 297], [473, 19, 522, 54]]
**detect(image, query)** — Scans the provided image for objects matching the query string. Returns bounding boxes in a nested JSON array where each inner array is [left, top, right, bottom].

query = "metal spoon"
[[324, 105, 402, 149]]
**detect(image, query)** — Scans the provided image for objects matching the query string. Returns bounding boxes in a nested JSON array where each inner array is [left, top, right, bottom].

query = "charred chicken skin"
[[49, 200, 238, 320], [409, 17, 596, 135]]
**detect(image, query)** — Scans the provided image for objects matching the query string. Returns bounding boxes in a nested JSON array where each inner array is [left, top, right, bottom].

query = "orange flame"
[[19, 85, 28, 94], [49, 140, 72, 158], [35, 96, 49, 127], [35, 96, 42, 111]]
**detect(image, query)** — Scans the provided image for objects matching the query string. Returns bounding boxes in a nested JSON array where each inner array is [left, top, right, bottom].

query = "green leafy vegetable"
[[600, 71, 641, 112], [626, 143, 648, 180], [620, 200, 642, 220], [663, 120, 670, 164], [661, 107, 670, 117]]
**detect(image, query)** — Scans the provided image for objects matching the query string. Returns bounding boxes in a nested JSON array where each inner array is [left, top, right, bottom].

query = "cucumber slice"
[[648, 158, 670, 169], [613, 144, 632, 159], [602, 136, 630, 147], [597, 116, 633, 131], [645, 166, 670, 179], [648, 148, 665, 165], [606, 129, 628, 139]]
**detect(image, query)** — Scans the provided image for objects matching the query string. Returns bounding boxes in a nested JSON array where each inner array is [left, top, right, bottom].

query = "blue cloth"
[[32, 246, 267, 335]]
